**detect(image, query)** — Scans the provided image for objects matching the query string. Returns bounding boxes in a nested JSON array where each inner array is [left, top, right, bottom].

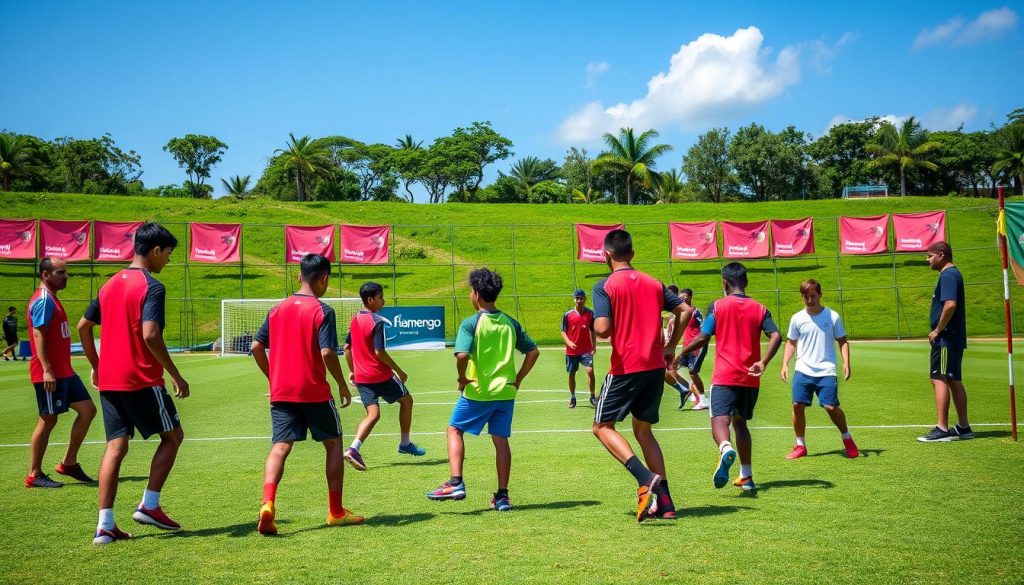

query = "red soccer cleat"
[[843, 437, 860, 458], [132, 506, 181, 531], [93, 526, 132, 546], [786, 445, 807, 460]]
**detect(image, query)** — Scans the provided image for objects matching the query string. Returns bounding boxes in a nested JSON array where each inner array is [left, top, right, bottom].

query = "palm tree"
[[654, 168, 687, 203], [274, 133, 333, 202], [992, 123, 1024, 195], [220, 175, 251, 198], [0, 134, 36, 191], [593, 128, 673, 205], [395, 134, 423, 150], [509, 156, 559, 196], [866, 117, 940, 196]]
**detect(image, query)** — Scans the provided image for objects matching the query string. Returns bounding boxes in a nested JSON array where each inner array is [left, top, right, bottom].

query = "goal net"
[[219, 298, 364, 356], [842, 184, 889, 199]]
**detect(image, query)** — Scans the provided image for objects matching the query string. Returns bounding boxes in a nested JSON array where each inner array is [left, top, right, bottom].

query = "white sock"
[[400, 433, 410, 446], [796, 436, 806, 447], [98, 508, 115, 531], [841, 432, 852, 440], [142, 489, 160, 510], [718, 441, 733, 454], [350, 438, 363, 452], [740, 464, 752, 478]]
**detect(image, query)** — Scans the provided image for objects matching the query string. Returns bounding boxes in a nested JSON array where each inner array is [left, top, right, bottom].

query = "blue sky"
[[3, 1, 1022, 201]]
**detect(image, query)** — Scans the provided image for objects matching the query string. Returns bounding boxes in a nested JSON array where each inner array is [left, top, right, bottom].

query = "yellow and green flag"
[[999, 202, 1024, 285]]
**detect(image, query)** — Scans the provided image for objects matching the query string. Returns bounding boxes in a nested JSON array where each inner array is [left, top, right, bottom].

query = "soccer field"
[[0, 343, 1021, 584]]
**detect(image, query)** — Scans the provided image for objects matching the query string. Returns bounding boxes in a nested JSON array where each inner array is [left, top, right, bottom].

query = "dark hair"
[[299, 254, 332, 282], [134, 222, 179, 255], [603, 229, 633, 259], [721, 262, 748, 289], [39, 257, 57, 276], [680, 288, 693, 297], [927, 240, 953, 261], [667, 284, 679, 294], [469, 268, 503, 303], [359, 281, 384, 304], [7, 306, 14, 312], [800, 279, 822, 296]]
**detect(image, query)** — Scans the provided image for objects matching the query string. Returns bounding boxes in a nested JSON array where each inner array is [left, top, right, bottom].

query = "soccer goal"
[[219, 298, 364, 356], [842, 184, 889, 199]]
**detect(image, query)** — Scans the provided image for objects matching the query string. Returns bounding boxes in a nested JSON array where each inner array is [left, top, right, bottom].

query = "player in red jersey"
[[78, 223, 190, 545], [680, 262, 782, 492], [25, 257, 96, 489], [252, 254, 363, 535], [343, 281, 425, 472], [591, 230, 692, 522], [561, 290, 597, 408]]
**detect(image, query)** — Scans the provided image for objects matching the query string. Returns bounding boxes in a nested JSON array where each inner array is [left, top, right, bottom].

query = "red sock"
[[328, 491, 343, 516], [263, 483, 278, 504]]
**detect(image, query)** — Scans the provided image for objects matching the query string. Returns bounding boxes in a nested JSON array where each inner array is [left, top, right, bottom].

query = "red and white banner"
[[839, 215, 889, 255], [93, 221, 142, 262], [892, 211, 945, 252], [285, 224, 336, 264], [39, 219, 90, 261], [339, 224, 390, 264], [770, 218, 815, 257], [576, 223, 623, 262], [0, 219, 37, 259], [189, 222, 241, 263], [669, 221, 718, 260], [721, 220, 770, 259]]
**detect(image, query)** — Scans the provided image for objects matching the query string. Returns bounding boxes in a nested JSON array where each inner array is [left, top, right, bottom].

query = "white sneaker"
[[692, 400, 709, 411]]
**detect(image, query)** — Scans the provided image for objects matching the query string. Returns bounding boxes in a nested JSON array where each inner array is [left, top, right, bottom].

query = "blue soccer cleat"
[[398, 442, 426, 456], [713, 448, 736, 489]]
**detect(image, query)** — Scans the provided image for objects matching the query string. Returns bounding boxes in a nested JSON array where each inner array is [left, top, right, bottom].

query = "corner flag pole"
[[997, 186, 1018, 441]]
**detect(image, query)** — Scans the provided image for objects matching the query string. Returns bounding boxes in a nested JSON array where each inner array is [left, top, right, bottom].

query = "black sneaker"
[[917, 426, 958, 442], [678, 390, 692, 410], [568, 397, 577, 409], [953, 425, 975, 440], [589, 395, 598, 408]]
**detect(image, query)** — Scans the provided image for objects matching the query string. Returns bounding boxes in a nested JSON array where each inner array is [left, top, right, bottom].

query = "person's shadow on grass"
[[448, 500, 600, 517], [747, 478, 835, 495], [622, 504, 754, 522], [808, 448, 885, 458], [376, 458, 448, 469]]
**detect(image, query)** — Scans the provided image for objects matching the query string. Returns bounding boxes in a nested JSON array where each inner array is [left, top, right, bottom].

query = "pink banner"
[[576, 223, 624, 262], [721, 220, 770, 259], [285, 224, 336, 264], [839, 215, 889, 255], [39, 219, 90, 261], [190, 222, 241, 263], [770, 218, 815, 257], [669, 221, 718, 260], [0, 219, 37, 259], [340, 224, 390, 264], [93, 221, 142, 262], [892, 211, 945, 252]]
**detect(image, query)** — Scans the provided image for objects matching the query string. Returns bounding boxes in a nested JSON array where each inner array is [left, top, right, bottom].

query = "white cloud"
[[921, 103, 978, 130], [807, 32, 858, 73], [585, 62, 609, 89], [913, 7, 1018, 49], [825, 114, 906, 135], [556, 27, 802, 143]]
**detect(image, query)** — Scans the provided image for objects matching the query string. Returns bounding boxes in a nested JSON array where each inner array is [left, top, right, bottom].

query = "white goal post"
[[219, 298, 364, 356]]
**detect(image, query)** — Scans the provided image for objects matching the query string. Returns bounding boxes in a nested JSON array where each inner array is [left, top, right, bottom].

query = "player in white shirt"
[[779, 279, 859, 459]]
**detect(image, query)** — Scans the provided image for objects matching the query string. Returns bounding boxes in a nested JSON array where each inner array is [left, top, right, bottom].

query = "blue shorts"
[[791, 371, 839, 407], [448, 396, 515, 438], [678, 346, 707, 373], [565, 353, 594, 373], [33, 374, 92, 416]]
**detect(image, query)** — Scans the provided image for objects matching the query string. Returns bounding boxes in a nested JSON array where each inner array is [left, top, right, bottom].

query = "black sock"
[[624, 456, 655, 486], [495, 488, 509, 498], [450, 476, 463, 486], [660, 479, 671, 497]]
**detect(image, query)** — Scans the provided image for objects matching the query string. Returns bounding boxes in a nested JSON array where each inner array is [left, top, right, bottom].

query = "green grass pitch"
[[0, 343, 1021, 584]]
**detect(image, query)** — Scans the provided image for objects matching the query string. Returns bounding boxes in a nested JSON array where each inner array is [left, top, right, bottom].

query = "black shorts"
[[271, 400, 341, 443], [594, 368, 665, 425], [679, 346, 708, 374], [4, 334, 17, 346], [34, 374, 92, 416], [100, 387, 180, 441], [709, 385, 760, 420], [930, 345, 964, 381], [357, 376, 409, 407]]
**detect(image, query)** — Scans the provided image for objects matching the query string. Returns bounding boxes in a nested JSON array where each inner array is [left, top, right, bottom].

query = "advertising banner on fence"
[[39, 219, 90, 261], [339, 224, 390, 264], [770, 218, 815, 257], [839, 215, 889, 255], [721, 220, 770, 259], [892, 211, 945, 252], [285, 224, 335, 263], [378, 306, 445, 350], [93, 220, 142, 262], [0, 219, 37, 259], [668, 221, 718, 260], [190, 222, 241, 263], [576, 223, 623, 262]]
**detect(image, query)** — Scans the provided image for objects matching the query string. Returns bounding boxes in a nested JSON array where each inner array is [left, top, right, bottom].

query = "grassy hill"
[[0, 192, 1013, 346]]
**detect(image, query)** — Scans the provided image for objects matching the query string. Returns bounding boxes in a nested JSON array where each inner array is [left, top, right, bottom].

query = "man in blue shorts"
[[561, 290, 597, 408]]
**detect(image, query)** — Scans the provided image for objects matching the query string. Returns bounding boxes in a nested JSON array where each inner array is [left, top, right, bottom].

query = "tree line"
[[2, 109, 1022, 203]]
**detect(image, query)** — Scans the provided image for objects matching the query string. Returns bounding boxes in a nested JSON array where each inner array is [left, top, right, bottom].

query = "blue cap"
[[573, 289, 586, 298]]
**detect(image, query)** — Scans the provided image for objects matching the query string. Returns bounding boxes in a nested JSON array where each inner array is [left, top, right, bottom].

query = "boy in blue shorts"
[[427, 268, 540, 511]]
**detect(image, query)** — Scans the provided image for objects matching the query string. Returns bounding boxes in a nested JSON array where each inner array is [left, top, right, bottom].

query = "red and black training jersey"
[[561, 307, 595, 355], [27, 287, 75, 383], [255, 294, 338, 403], [345, 310, 392, 385], [83, 268, 166, 391], [592, 268, 682, 375], [701, 294, 778, 388]]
